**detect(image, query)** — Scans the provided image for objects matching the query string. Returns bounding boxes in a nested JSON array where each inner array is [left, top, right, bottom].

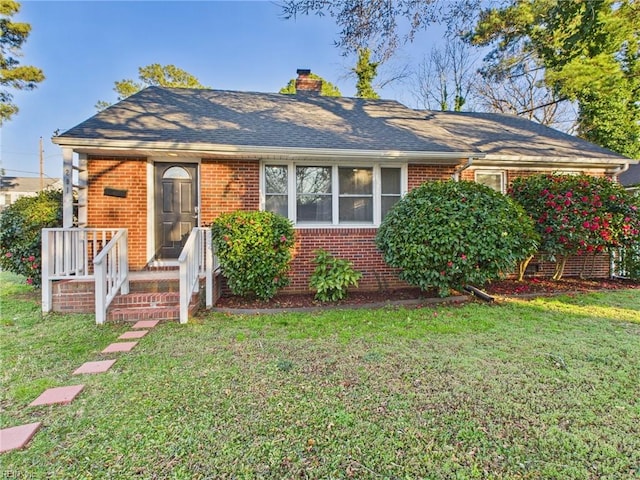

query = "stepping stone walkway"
[[102, 341, 138, 353], [73, 359, 117, 375], [1, 319, 163, 453], [118, 330, 148, 340], [0, 422, 42, 453], [132, 320, 159, 329], [30, 385, 85, 406]]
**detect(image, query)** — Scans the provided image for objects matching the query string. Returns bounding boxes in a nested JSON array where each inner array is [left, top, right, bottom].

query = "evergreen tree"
[[471, 0, 640, 158], [354, 48, 380, 99], [0, 0, 45, 123], [96, 63, 207, 111]]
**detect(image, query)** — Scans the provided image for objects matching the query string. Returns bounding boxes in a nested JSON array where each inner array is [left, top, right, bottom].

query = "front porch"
[[42, 227, 220, 324]]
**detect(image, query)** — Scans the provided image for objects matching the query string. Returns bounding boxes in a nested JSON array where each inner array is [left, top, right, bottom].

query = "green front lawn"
[[1, 271, 639, 479]]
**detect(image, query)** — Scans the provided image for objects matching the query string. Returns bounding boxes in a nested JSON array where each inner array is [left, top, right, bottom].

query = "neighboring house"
[[51, 70, 635, 295], [619, 163, 640, 193], [0, 176, 62, 210]]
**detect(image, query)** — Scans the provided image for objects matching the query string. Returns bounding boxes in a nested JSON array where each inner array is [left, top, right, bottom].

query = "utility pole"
[[39, 137, 44, 190]]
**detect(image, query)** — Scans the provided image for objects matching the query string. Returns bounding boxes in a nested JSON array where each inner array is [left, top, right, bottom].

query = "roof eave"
[[475, 154, 636, 172], [51, 138, 482, 163]]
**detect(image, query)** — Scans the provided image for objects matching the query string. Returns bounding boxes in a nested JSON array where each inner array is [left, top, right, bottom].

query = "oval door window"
[[163, 166, 191, 179]]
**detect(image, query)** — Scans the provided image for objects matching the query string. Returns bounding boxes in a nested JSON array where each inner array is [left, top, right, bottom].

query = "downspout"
[[452, 157, 474, 182], [609, 162, 630, 181]]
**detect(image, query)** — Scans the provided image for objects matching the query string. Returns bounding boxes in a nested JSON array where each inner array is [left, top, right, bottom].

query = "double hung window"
[[475, 170, 505, 193], [263, 163, 404, 225]]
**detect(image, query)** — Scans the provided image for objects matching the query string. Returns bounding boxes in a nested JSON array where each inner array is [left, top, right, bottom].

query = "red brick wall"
[[526, 253, 610, 279], [85, 157, 612, 284], [200, 159, 259, 224], [282, 228, 411, 293], [87, 157, 148, 270], [408, 164, 457, 189]]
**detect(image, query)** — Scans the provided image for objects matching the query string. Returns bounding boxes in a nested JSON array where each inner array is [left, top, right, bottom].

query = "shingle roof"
[[0, 176, 61, 193], [423, 110, 628, 161], [619, 163, 640, 187], [57, 87, 477, 155]]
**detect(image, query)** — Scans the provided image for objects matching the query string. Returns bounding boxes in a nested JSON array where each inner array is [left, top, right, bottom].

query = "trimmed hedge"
[[376, 180, 539, 296], [211, 211, 295, 300]]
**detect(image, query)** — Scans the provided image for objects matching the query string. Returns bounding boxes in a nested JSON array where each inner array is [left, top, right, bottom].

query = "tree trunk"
[[518, 255, 535, 281], [552, 256, 568, 281]]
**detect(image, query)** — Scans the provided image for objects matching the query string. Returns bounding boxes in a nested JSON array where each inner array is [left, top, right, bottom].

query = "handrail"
[[94, 229, 129, 324], [178, 227, 213, 324], [42, 228, 123, 314]]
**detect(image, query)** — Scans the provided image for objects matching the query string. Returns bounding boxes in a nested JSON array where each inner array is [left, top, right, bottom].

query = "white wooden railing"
[[93, 229, 129, 324], [41, 228, 129, 324], [178, 227, 214, 324]]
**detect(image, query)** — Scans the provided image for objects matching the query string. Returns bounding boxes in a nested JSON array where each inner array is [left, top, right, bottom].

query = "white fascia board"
[[476, 154, 635, 167], [51, 138, 481, 163]]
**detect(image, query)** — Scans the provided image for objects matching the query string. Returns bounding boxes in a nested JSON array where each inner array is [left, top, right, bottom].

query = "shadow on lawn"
[[504, 290, 640, 325]]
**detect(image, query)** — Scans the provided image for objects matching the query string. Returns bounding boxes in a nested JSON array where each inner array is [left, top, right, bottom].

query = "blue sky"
[[1, 1, 444, 180]]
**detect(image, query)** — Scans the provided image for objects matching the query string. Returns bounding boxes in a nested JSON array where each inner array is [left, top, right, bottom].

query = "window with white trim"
[[475, 170, 505, 193], [263, 163, 405, 225]]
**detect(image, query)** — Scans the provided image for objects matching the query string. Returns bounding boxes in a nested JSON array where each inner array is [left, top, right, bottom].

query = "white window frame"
[[260, 161, 407, 227], [474, 169, 506, 193]]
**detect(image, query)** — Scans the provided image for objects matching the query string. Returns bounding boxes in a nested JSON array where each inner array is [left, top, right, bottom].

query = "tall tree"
[[475, 58, 576, 132], [413, 37, 477, 111], [0, 0, 45, 124], [279, 72, 342, 96], [96, 63, 207, 111], [471, 0, 640, 158], [353, 48, 380, 98], [281, 0, 481, 59]]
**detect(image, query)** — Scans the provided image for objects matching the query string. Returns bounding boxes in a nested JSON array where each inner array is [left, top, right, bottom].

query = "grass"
[[1, 271, 639, 479]]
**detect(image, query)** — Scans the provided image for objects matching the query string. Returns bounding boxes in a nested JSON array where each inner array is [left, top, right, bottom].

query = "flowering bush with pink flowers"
[[509, 174, 640, 279], [0, 189, 63, 287], [211, 211, 295, 299]]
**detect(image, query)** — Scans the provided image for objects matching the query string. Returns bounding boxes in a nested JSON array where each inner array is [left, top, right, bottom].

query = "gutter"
[[52, 137, 479, 163], [610, 162, 630, 180], [452, 157, 474, 181]]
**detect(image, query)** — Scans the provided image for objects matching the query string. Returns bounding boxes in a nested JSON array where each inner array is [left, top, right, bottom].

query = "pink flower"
[[447, 261, 454, 268], [28, 255, 35, 262], [460, 254, 467, 260], [280, 235, 287, 243], [26, 278, 33, 285], [5, 252, 12, 258]]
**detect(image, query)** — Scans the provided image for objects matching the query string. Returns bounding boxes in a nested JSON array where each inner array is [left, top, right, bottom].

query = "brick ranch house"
[[47, 70, 635, 321]]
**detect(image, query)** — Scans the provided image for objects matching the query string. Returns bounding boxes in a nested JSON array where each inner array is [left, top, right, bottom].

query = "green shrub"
[[211, 211, 295, 300], [309, 249, 362, 302], [376, 180, 539, 297], [509, 174, 640, 279], [0, 189, 63, 287]]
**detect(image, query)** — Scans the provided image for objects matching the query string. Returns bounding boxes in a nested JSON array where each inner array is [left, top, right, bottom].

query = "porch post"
[[41, 229, 52, 313], [62, 148, 74, 228], [77, 153, 88, 227], [205, 228, 213, 308]]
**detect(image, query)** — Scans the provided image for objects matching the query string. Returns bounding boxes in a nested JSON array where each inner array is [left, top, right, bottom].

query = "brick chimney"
[[295, 69, 322, 95]]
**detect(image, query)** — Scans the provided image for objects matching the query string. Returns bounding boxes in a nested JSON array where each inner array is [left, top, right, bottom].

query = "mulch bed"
[[213, 277, 640, 310]]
